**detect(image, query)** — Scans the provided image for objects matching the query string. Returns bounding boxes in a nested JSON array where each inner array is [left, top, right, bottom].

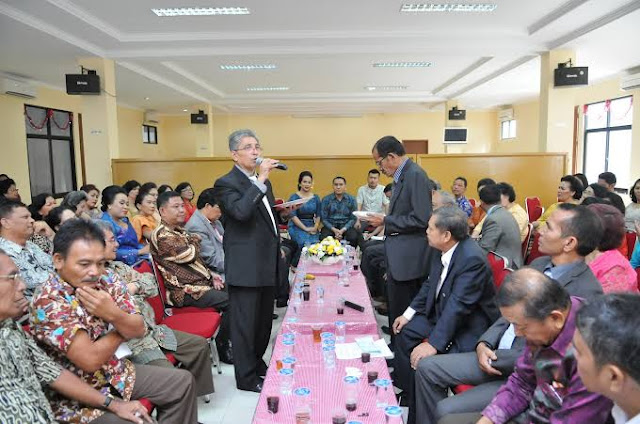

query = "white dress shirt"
[[612, 404, 640, 424], [403, 242, 459, 321], [248, 175, 278, 235]]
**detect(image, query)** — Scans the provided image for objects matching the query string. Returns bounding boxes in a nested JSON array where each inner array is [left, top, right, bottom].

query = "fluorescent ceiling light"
[[373, 61, 433, 68], [152, 7, 250, 17], [364, 86, 409, 91], [220, 64, 277, 71], [246, 86, 290, 92], [400, 3, 497, 13]]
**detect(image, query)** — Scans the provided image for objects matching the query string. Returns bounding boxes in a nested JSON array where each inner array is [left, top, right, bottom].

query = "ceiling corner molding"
[[548, 0, 640, 49], [448, 55, 538, 99], [528, 0, 590, 35], [45, 0, 123, 41], [0, 2, 104, 56], [432, 57, 493, 95], [161, 62, 226, 98], [117, 61, 212, 104]]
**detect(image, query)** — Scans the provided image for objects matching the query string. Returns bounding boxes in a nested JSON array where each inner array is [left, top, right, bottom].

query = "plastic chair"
[[521, 223, 533, 261], [468, 198, 477, 208], [525, 197, 542, 222], [626, 232, 637, 260], [526, 232, 544, 265], [274, 198, 290, 238], [487, 252, 512, 290]]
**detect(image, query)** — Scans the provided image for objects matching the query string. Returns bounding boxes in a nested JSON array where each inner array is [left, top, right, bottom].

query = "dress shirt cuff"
[[403, 307, 416, 321], [251, 179, 267, 193]]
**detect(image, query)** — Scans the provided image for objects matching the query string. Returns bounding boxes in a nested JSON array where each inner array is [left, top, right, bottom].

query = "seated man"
[[0, 249, 152, 424], [466, 269, 612, 424], [95, 220, 215, 398], [469, 178, 496, 231], [574, 293, 640, 424], [150, 191, 231, 362], [185, 188, 225, 277], [356, 169, 389, 230], [320, 176, 363, 248], [29, 219, 198, 423], [393, 207, 500, 424], [416, 203, 605, 424], [0, 200, 53, 301], [476, 184, 523, 269], [451, 177, 473, 218], [361, 182, 393, 241]]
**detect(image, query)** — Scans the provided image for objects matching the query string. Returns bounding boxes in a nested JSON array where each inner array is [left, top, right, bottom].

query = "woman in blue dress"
[[288, 171, 322, 260], [99, 185, 149, 265]]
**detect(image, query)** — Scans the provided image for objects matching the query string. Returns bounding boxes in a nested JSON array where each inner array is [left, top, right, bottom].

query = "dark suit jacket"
[[212, 166, 280, 288], [185, 209, 225, 273], [478, 205, 523, 269], [479, 256, 604, 363], [384, 159, 432, 281], [409, 238, 500, 354]]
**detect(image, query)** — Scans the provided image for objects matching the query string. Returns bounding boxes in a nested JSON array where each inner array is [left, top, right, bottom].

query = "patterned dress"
[[100, 212, 145, 265], [287, 193, 321, 248], [29, 271, 140, 424]]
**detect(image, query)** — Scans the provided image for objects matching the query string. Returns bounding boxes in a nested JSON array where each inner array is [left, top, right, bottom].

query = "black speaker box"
[[65, 74, 101, 95], [554, 67, 588, 87], [191, 113, 208, 124], [448, 108, 466, 120]]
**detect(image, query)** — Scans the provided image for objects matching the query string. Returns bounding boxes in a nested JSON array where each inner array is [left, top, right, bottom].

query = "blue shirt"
[[631, 241, 640, 269], [456, 195, 473, 217], [321, 193, 357, 231], [393, 157, 410, 183]]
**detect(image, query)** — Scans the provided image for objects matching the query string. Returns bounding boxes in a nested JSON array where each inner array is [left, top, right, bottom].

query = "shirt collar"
[[393, 157, 410, 182], [0, 237, 26, 254], [543, 259, 583, 280], [235, 164, 257, 179], [441, 242, 459, 268], [612, 404, 640, 424]]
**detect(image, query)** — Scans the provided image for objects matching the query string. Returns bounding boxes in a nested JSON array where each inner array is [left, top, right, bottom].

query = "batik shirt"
[[321, 193, 358, 231], [29, 271, 139, 424], [0, 319, 61, 424], [455, 195, 473, 218], [0, 237, 53, 300]]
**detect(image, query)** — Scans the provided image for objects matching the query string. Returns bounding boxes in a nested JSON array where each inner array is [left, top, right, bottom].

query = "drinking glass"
[[279, 368, 294, 395], [343, 376, 359, 412]]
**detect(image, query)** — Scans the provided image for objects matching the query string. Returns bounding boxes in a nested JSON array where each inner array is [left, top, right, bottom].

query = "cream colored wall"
[[494, 100, 540, 153], [0, 86, 83, 201], [117, 106, 162, 159]]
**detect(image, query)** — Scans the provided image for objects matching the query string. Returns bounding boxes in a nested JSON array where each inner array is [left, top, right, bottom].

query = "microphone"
[[256, 157, 288, 170]]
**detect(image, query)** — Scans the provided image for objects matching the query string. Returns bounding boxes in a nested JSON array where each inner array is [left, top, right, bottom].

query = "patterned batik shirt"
[[29, 271, 140, 424], [107, 261, 178, 364], [0, 237, 53, 300], [0, 319, 61, 424]]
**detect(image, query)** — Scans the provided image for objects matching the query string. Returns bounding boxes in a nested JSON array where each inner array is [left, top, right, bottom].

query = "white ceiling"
[[1, 0, 640, 114]]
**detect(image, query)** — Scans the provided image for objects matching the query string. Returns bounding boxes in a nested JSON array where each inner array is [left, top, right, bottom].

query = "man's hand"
[[476, 416, 494, 424], [354, 220, 361, 231], [363, 232, 371, 241], [34, 221, 55, 238], [332, 228, 343, 239], [366, 213, 385, 228], [108, 399, 153, 424], [126, 283, 138, 296], [211, 272, 224, 290], [410, 342, 437, 370], [76, 287, 120, 322], [392, 315, 409, 334], [257, 158, 279, 183], [476, 343, 502, 376], [138, 245, 150, 255]]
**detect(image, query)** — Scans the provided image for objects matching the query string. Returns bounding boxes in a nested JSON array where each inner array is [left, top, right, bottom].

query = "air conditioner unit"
[[621, 72, 640, 91], [498, 108, 514, 121], [144, 111, 159, 124], [1, 77, 36, 98]]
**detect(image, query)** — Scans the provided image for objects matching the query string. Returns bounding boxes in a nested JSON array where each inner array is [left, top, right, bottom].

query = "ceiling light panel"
[[152, 7, 250, 17], [364, 86, 409, 91], [373, 62, 433, 68], [220, 64, 277, 71], [246, 87, 290, 92], [400, 4, 497, 13]]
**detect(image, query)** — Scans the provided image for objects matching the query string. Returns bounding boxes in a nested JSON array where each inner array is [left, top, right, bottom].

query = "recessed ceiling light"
[[152, 7, 250, 17], [220, 64, 277, 71], [183, 109, 188, 112], [373, 61, 433, 68], [364, 86, 409, 91], [144, 97, 150, 100], [400, 3, 497, 13], [246, 86, 290, 92]]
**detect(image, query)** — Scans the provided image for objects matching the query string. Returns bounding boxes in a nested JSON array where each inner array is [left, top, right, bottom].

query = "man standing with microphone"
[[213, 129, 290, 393]]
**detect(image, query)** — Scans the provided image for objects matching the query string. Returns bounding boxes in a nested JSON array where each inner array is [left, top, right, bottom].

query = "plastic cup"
[[331, 408, 347, 424], [335, 321, 346, 342], [316, 286, 325, 303], [321, 332, 335, 341], [323, 345, 336, 369], [282, 339, 295, 357], [311, 324, 323, 343], [266, 394, 279, 413], [336, 298, 345, 315], [294, 387, 312, 424], [282, 356, 297, 369], [374, 379, 392, 408], [384, 406, 403, 423], [279, 368, 294, 395], [343, 376, 359, 411]]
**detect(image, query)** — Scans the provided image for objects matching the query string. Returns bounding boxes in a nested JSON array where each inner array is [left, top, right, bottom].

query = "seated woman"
[[28, 193, 56, 221], [586, 203, 638, 293], [176, 181, 197, 221], [60, 190, 89, 219], [498, 182, 528, 241], [131, 189, 158, 243], [100, 185, 149, 265], [533, 175, 582, 229], [123, 179, 141, 220], [158, 184, 173, 195], [81, 184, 102, 219], [625, 178, 640, 232], [28, 193, 57, 254], [44, 205, 77, 232], [287, 171, 321, 258], [140, 182, 161, 223]]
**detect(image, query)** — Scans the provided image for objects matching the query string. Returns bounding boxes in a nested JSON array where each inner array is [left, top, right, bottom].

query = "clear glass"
[[335, 321, 346, 342], [51, 139, 74, 194], [279, 369, 294, 395], [316, 285, 325, 303], [294, 388, 311, 423], [343, 377, 359, 411], [585, 102, 607, 130], [24, 106, 48, 136], [27, 138, 53, 196], [607, 129, 632, 189], [50, 110, 72, 137], [583, 131, 606, 185], [375, 379, 391, 408], [323, 346, 336, 369], [609, 96, 633, 127]]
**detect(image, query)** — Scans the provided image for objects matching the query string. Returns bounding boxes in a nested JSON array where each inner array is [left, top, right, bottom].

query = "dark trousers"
[[228, 284, 275, 388], [360, 240, 386, 298], [277, 238, 297, 303], [92, 364, 197, 424], [387, 274, 422, 346], [320, 226, 364, 249], [183, 288, 231, 346]]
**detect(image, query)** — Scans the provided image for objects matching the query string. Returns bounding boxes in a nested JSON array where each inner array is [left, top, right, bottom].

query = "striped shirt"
[[393, 157, 410, 183]]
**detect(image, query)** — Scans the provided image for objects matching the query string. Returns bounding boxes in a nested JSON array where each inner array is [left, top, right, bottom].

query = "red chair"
[[274, 198, 290, 238], [521, 223, 533, 261], [468, 198, 477, 208], [636, 268, 640, 291], [626, 232, 637, 260], [526, 232, 544, 265], [453, 384, 475, 394], [138, 398, 155, 414], [487, 252, 512, 290], [525, 197, 542, 222], [529, 205, 543, 223]]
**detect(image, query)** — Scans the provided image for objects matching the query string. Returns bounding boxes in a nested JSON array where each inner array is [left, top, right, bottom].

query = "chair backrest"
[[525, 231, 545, 265], [636, 268, 640, 291], [521, 223, 533, 260], [468, 198, 477, 208], [487, 252, 512, 290], [134, 260, 153, 275], [146, 297, 165, 325], [149, 255, 171, 308], [529, 205, 543, 222], [626, 232, 637, 260], [525, 197, 542, 222]]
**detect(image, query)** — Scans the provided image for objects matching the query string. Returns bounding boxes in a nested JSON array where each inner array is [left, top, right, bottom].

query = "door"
[[402, 139, 429, 154]]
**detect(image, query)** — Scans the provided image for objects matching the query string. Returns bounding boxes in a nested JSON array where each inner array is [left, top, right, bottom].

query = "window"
[[583, 96, 633, 188], [143, 124, 158, 144], [24, 105, 76, 198], [500, 119, 517, 140]]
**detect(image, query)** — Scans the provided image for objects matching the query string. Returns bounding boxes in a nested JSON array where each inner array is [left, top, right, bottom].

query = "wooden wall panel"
[[415, 153, 567, 208]]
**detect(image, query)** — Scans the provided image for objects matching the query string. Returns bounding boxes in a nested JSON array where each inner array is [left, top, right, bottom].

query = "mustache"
[[82, 276, 100, 283]]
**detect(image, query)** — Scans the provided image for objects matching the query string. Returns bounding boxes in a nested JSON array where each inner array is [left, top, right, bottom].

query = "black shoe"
[[237, 381, 263, 393], [381, 325, 391, 335], [272, 313, 279, 320], [375, 304, 389, 315], [276, 299, 288, 308], [217, 340, 234, 365], [396, 391, 409, 407]]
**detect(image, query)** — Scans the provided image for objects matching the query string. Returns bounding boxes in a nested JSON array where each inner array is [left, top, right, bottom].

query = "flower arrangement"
[[304, 236, 345, 265]]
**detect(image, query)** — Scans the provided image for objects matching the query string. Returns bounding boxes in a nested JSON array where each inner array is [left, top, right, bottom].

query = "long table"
[[252, 258, 401, 423]]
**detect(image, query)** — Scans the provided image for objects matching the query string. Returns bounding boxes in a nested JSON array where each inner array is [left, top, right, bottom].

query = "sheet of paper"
[[335, 338, 394, 360], [115, 343, 133, 359]]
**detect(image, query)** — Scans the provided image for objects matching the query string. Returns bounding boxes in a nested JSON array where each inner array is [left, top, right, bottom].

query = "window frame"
[[500, 119, 517, 140], [24, 104, 77, 199], [142, 124, 158, 144]]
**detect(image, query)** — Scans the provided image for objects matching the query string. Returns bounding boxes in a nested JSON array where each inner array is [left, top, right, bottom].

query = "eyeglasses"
[[180, 187, 193, 193], [375, 154, 388, 167], [0, 273, 23, 285], [235, 144, 263, 153]]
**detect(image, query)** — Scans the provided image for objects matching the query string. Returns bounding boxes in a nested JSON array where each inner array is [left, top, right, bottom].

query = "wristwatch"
[[103, 394, 115, 409]]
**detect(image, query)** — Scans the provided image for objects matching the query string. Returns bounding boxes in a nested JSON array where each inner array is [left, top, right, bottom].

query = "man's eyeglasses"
[[0, 273, 23, 285], [375, 154, 388, 167], [235, 144, 263, 153]]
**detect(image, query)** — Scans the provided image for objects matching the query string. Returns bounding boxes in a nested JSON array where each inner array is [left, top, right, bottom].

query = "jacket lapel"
[[389, 160, 411, 214], [424, 258, 443, 315], [232, 166, 278, 238]]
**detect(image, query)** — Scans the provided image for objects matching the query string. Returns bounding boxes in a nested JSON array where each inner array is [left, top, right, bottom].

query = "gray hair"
[[228, 129, 259, 152], [432, 206, 469, 241], [61, 190, 88, 210], [437, 190, 456, 208], [92, 219, 113, 237]]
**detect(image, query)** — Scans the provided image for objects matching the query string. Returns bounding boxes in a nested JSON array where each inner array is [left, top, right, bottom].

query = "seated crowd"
[[1, 142, 640, 424]]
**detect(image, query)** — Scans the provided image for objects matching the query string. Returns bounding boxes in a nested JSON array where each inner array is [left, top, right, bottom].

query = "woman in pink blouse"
[[586, 203, 638, 293]]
